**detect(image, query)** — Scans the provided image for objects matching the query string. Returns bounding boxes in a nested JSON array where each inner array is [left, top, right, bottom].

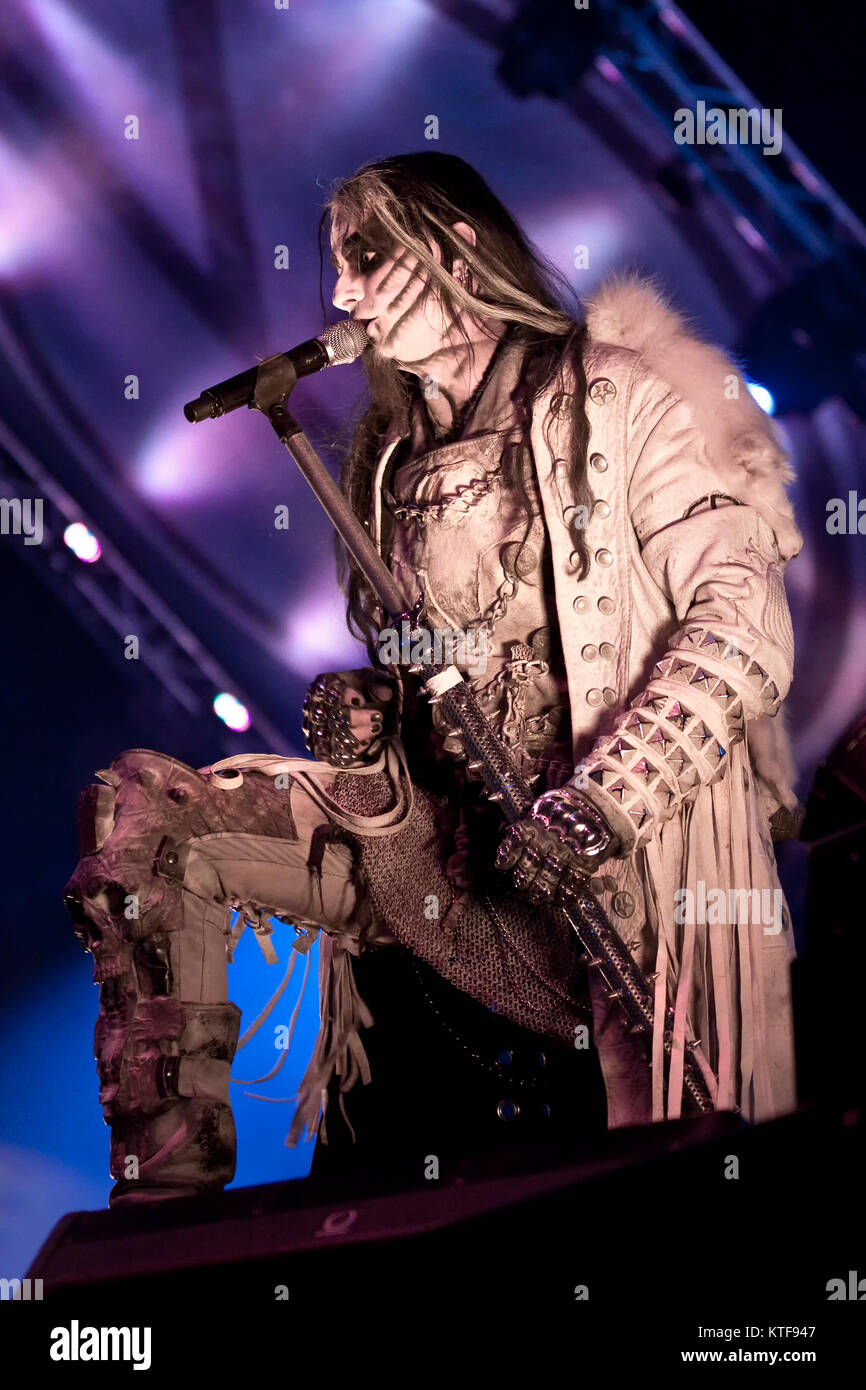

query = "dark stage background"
[[0, 0, 863, 1279]]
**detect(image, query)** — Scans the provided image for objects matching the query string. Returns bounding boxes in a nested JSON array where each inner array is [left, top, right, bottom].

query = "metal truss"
[[436, 0, 866, 294], [0, 2, 301, 751], [592, 0, 866, 274], [3, 0, 862, 742], [0, 416, 291, 756]]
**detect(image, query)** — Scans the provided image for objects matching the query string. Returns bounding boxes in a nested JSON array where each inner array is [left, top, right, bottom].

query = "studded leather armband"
[[571, 623, 784, 854]]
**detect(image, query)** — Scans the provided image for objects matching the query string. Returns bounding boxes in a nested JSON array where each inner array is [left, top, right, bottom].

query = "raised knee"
[[65, 749, 300, 956]]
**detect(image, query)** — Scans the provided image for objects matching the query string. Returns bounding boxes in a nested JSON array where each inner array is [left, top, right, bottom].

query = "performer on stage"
[[65, 152, 804, 1206]]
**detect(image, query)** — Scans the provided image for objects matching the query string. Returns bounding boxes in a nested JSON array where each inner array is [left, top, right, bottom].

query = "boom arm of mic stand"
[[254, 360, 407, 616]]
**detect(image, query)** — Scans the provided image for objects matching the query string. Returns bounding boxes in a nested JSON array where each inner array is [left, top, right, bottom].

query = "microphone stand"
[[245, 352, 716, 1116]]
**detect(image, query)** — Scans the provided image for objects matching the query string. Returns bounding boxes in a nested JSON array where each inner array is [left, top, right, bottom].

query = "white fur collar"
[[583, 273, 802, 561]]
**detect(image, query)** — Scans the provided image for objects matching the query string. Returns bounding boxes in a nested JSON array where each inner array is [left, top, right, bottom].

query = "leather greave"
[[64, 748, 299, 1203]]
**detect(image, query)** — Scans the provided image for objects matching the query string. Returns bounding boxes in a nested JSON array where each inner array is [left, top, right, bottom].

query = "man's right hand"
[[301, 668, 398, 767]]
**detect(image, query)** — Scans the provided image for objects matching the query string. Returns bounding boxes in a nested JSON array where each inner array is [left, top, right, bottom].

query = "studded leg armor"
[[64, 749, 305, 1206]]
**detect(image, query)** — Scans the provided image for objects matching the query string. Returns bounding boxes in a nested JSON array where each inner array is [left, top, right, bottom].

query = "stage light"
[[137, 408, 252, 501], [735, 254, 866, 419], [63, 522, 101, 563], [532, 202, 629, 279], [26, 0, 200, 262], [595, 55, 623, 84], [734, 216, 769, 254], [281, 580, 366, 678], [213, 692, 251, 732], [747, 382, 776, 416], [0, 135, 70, 277]]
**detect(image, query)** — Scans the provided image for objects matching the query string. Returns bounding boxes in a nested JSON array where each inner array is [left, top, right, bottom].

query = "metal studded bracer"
[[572, 621, 784, 854], [301, 669, 395, 768]]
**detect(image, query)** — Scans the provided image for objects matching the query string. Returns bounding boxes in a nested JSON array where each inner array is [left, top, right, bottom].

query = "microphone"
[[183, 319, 370, 423]]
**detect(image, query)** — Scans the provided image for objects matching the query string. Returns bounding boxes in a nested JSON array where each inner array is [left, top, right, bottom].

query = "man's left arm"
[[498, 370, 800, 896]]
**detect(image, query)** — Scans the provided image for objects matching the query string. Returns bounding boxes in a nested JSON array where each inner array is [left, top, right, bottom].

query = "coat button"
[[596, 548, 613, 566], [593, 500, 611, 519], [599, 642, 616, 660], [536, 1052, 547, 1067], [573, 595, 590, 614], [497, 1100, 520, 1121], [602, 688, 618, 706], [598, 595, 616, 614], [613, 891, 635, 917], [589, 378, 617, 405], [501, 540, 535, 578], [514, 545, 537, 579], [497, 1050, 513, 1066], [589, 453, 608, 473], [540, 1104, 551, 1119], [582, 644, 599, 661], [586, 688, 603, 706]]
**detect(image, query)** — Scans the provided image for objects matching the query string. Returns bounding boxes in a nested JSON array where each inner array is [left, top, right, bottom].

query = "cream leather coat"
[[368, 274, 804, 1129]]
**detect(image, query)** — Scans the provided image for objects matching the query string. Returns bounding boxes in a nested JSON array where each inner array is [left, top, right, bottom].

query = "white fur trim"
[[584, 272, 803, 562]]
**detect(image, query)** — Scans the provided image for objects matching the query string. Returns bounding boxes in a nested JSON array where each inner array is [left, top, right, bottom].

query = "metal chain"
[[409, 956, 544, 1089], [390, 468, 502, 524]]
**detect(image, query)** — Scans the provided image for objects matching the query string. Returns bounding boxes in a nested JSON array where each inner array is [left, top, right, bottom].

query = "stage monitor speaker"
[[10, 1104, 863, 1369]]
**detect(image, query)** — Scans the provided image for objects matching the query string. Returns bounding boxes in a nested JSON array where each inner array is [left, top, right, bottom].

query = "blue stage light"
[[63, 522, 101, 562], [747, 381, 776, 415], [214, 692, 251, 731]]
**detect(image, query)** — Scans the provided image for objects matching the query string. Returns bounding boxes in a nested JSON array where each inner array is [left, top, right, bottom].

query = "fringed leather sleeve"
[[570, 381, 797, 855]]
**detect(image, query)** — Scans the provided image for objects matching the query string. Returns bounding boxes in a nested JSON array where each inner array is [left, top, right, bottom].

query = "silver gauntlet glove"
[[301, 668, 397, 768], [496, 786, 621, 906]]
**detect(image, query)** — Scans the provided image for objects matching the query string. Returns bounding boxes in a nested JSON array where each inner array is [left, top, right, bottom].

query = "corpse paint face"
[[329, 216, 458, 372]]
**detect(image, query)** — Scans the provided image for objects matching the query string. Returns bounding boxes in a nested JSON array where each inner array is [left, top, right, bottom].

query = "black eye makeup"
[[331, 224, 393, 277], [355, 246, 383, 273]]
